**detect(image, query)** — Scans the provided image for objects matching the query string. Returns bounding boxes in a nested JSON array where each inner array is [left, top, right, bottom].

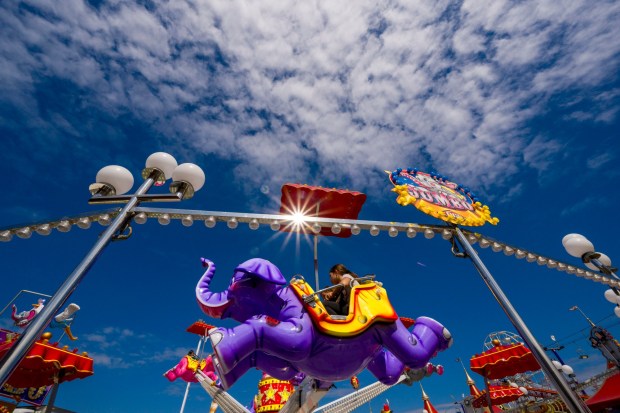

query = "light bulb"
[[158, 214, 171, 225], [205, 216, 216, 228], [561, 365, 574, 375], [0, 230, 12, 242], [504, 247, 515, 256], [227, 218, 238, 229], [424, 229, 435, 239], [98, 214, 111, 226], [16, 227, 32, 239], [407, 228, 417, 238], [552, 360, 562, 370], [312, 223, 321, 234], [526, 253, 537, 262], [77, 217, 91, 229], [95, 165, 134, 195], [331, 224, 341, 235], [172, 163, 205, 191], [182, 215, 194, 227], [491, 242, 502, 252], [369, 226, 380, 236], [134, 212, 147, 224], [389, 227, 398, 237], [270, 221, 280, 231], [537, 257, 547, 265], [515, 250, 526, 259], [351, 224, 361, 235], [36, 224, 51, 236], [249, 219, 260, 230], [57, 220, 71, 232], [479, 239, 489, 248]]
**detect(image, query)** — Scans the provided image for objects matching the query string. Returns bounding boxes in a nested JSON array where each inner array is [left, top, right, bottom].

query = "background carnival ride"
[[1, 153, 620, 412], [0, 294, 93, 412]]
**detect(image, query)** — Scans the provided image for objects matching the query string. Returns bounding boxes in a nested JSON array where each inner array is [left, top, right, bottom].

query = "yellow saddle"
[[290, 279, 398, 337]]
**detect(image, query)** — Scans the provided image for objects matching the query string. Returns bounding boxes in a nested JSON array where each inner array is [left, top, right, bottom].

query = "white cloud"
[[0, 0, 618, 200]]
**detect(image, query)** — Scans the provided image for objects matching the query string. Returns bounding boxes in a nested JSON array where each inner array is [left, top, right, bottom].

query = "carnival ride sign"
[[388, 169, 498, 227]]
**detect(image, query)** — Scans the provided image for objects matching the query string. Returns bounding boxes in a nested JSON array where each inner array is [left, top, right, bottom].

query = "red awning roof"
[[0, 329, 93, 388], [279, 184, 366, 238], [470, 343, 540, 379], [586, 372, 620, 412]]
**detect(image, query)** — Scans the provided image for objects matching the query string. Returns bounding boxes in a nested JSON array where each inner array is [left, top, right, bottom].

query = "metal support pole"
[[454, 227, 590, 413], [0, 176, 156, 386], [314, 235, 319, 291]]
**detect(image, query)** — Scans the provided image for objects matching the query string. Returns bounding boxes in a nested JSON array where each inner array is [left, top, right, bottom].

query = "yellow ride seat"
[[290, 279, 398, 337]]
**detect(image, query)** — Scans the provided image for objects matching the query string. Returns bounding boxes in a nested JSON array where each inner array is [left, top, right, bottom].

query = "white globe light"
[[407, 228, 417, 238], [312, 223, 321, 234], [564, 236, 594, 257], [96, 165, 134, 195], [562, 233, 585, 247], [145, 152, 178, 180], [561, 365, 574, 375], [614, 306, 620, 318], [331, 223, 342, 234], [351, 224, 361, 235], [172, 163, 205, 192], [249, 219, 260, 230], [369, 225, 380, 236], [519, 387, 528, 395], [552, 360, 562, 370], [389, 227, 399, 237], [424, 229, 435, 239], [604, 289, 620, 305]]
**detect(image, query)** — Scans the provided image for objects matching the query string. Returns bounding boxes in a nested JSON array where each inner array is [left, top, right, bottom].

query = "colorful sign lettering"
[[388, 169, 498, 227]]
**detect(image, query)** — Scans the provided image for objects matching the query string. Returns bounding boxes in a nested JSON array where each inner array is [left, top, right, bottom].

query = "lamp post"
[[569, 306, 620, 367], [0, 152, 205, 386], [562, 234, 620, 318]]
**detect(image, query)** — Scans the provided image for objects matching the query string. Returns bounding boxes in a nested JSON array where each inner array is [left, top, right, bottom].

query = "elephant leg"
[[378, 317, 452, 369], [209, 316, 312, 374], [367, 349, 405, 385], [214, 351, 298, 390]]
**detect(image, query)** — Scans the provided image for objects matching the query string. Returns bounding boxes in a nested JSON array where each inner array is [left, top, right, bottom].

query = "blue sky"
[[1, 0, 620, 412]]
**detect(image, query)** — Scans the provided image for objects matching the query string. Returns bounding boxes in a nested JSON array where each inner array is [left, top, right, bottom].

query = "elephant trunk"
[[196, 258, 231, 319]]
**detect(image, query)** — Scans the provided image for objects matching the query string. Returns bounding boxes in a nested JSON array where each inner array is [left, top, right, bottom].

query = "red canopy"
[[586, 372, 620, 412], [279, 184, 366, 238], [472, 385, 524, 407], [186, 320, 216, 336], [0, 329, 93, 388], [470, 343, 540, 379]]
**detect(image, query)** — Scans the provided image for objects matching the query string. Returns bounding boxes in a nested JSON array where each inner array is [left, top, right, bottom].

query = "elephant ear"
[[234, 258, 286, 285]]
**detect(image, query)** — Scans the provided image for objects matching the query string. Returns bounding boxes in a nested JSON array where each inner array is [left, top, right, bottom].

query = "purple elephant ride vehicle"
[[197, 258, 452, 389]]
